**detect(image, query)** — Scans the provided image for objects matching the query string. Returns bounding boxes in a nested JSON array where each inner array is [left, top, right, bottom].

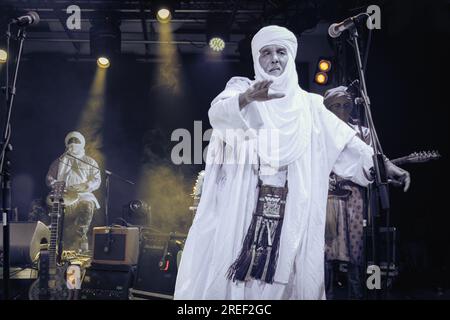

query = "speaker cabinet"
[[80, 264, 135, 300], [0, 221, 50, 266], [131, 231, 185, 300], [92, 226, 139, 265]]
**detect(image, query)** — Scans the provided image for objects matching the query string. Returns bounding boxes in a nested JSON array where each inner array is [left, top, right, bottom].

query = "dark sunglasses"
[[67, 137, 81, 144], [329, 102, 353, 109]]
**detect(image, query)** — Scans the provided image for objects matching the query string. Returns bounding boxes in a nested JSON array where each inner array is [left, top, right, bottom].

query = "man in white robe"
[[46, 131, 101, 253], [174, 25, 409, 300]]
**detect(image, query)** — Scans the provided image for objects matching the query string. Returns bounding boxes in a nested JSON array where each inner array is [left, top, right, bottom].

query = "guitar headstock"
[[405, 150, 441, 164], [49, 181, 66, 204]]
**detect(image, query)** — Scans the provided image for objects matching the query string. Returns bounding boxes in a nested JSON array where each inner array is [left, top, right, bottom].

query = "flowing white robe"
[[174, 77, 374, 300], [46, 154, 101, 208]]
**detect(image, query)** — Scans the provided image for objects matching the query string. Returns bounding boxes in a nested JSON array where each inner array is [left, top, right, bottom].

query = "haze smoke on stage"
[[136, 129, 192, 233], [156, 22, 181, 94], [77, 67, 107, 167], [137, 165, 192, 233]]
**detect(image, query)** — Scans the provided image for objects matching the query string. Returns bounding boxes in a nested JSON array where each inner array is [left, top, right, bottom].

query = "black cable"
[[363, 27, 373, 73], [358, 23, 393, 299], [384, 211, 391, 299]]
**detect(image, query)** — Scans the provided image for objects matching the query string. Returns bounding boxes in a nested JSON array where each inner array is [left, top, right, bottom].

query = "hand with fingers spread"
[[239, 80, 285, 109]]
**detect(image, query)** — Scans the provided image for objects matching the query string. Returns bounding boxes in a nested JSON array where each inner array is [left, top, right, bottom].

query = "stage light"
[[152, 1, 177, 24], [206, 13, 230, 53], [0, 49, 7, 63], [315, 72, 328, 85], [90, 13, 121, 66], [318, 59, 331, 72], [97, 57, 110, 68], [209, 37, 225, 52], [313, 57, 333, 86], [122, 200, 151, 226], [157, 8, 171, 23]]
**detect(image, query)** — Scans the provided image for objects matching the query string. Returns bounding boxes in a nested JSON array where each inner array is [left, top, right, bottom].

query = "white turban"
[[251, 25, 299, 97], [251, 25, 298, 74], [64, 131, 86, 157], [249, 25, 311, 168], [65, 131, 86, 148]]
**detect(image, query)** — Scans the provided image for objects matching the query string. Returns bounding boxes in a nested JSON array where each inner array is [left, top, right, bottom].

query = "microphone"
[[346, 79, 360, 97], [328, 12, 369, 38], [11, 11, 40, 27], [346, 79, 365, 105]]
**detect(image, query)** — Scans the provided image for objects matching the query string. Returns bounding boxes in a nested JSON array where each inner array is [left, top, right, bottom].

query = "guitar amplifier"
[[131, 230, 186, 300], [80, 264, 135, 300], [92, 226, 139, 265]]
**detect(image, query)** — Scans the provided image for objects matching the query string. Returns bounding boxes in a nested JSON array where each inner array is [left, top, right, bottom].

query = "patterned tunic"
[[325, 124, 370, 266]]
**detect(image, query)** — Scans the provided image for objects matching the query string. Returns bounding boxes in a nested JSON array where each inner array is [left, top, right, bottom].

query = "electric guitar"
[[329, 150, 441, 198], [45, 186, 79, 207], [390, 150, 441, 166], [29, 181, 70, 300]]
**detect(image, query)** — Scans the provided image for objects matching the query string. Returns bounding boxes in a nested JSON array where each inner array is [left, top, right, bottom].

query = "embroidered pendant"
[[227, 182, 288, 284]]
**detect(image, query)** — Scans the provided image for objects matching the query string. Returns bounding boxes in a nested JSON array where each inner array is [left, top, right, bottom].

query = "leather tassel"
[[227, 182, 288, 284]]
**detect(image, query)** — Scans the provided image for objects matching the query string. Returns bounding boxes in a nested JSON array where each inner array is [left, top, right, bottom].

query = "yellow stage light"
[[97, 57, 110, 68], [315, 72, 328, 85], [0, 49, 7, 63], [318, 59, 331, 72], [157, 8, 171, 23], [209, 37, 225, 52]]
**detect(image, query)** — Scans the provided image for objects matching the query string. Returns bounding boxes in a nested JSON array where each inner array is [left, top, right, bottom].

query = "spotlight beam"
[[156, 21, 181, 93], [77, 67, 107, 169]]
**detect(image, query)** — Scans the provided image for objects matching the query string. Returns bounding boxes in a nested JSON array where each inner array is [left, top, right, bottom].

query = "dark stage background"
[[1, 0, 449, 296]]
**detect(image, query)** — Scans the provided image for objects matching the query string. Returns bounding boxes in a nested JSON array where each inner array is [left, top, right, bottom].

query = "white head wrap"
[[64, 131, 86, 157], [250, 25, 311, 168]]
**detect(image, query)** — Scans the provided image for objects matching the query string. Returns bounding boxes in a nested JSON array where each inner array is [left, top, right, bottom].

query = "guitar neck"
[[49, 202, 60, 273], [390, 156, 408, 166], [391, 152, 440, 166]]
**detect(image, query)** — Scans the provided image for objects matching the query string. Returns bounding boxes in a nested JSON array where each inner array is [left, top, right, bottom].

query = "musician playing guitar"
[[323, 86, 411, 300], [46, 131, 101, 254]]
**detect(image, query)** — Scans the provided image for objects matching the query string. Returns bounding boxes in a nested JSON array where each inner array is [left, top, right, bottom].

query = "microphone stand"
[[347, 22, 392, 299], [64, 153, 135, 227], [1, 24, 27, 300]]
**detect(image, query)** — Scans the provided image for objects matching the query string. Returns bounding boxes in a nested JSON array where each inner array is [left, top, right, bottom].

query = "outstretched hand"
[[239, 80, 285, 109]]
